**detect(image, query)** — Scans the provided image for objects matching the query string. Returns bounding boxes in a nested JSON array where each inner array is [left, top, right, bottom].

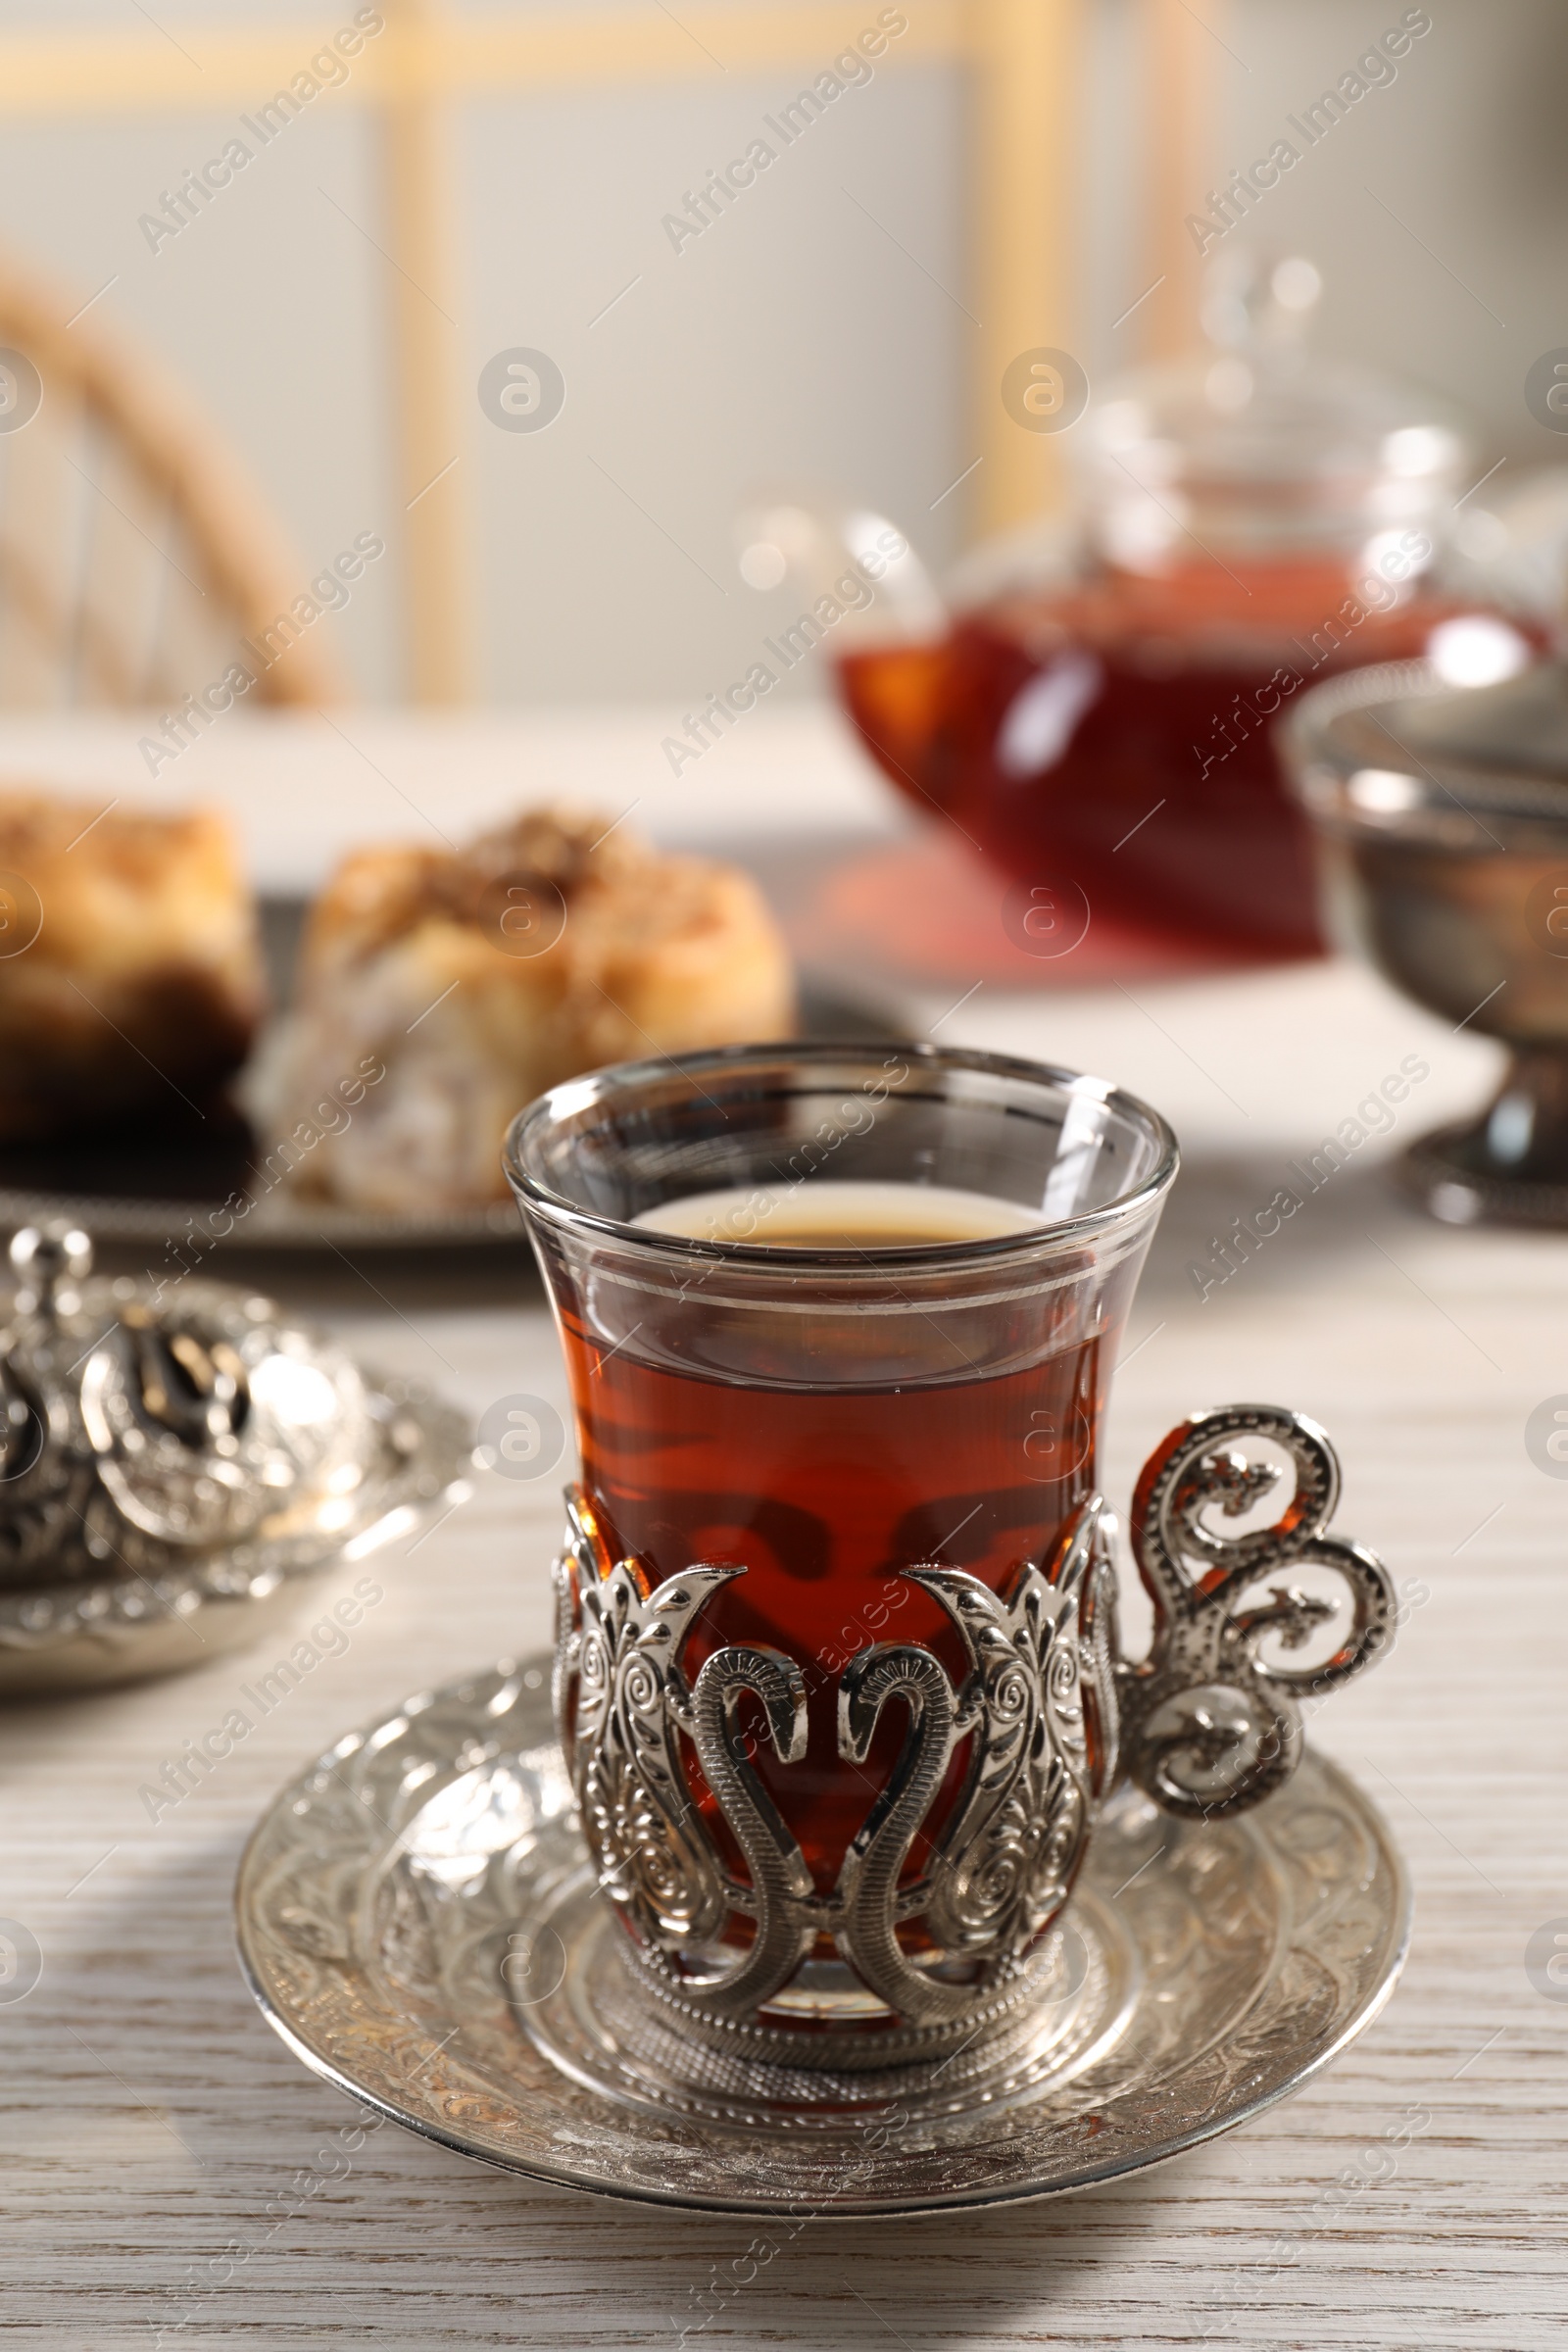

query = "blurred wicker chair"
[[0, 252, 342, 709]]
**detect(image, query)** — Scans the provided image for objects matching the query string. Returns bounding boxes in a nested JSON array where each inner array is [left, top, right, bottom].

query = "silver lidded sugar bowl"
[[0, 1222, 470, 1691]]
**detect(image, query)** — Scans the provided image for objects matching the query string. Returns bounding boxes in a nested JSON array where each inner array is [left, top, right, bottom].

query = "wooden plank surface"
[[3, 949, 1566, 2350]]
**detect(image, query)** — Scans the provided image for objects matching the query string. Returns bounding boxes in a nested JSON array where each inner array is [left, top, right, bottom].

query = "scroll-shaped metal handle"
[[1115, 1405, 1395, 1818]]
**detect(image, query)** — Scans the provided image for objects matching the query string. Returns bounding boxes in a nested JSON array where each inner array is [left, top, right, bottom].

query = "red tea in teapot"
[[839, 555, 1528, 960]]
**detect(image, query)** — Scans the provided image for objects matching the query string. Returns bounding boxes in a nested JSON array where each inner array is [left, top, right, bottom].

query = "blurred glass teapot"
[[740, 256, 1541, 962]]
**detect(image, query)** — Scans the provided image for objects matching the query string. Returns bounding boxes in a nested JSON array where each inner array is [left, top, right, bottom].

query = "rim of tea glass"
[[504, 1040, 1180, 1269]]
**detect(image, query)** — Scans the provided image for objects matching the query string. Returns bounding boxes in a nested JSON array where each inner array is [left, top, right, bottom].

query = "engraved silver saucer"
[[236, 1654, 1410, 2216]]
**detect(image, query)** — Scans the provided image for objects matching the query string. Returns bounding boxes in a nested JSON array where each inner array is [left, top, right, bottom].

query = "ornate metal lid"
[[1401, 660, 1568, 783], [0, 1221, 384, 1589], [1288, 653, 1568, 851]]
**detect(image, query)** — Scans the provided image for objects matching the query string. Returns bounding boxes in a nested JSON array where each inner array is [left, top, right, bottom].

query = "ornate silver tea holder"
[[0, 1223, 472, 1693], [238, 1404, 1411, 2212]]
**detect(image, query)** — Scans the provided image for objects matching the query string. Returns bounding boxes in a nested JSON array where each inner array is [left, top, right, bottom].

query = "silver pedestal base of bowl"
[[1406, 1113, 1568, 1227]]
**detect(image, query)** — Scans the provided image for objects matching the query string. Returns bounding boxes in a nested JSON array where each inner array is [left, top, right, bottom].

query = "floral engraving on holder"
[[835, 1510, 1118, 2024], [553, 1488, 1120, 2033], [1118, 1404, 1395, 1818], [554, 1404, 1394, 2038], [555, 1492, 813, 2019]]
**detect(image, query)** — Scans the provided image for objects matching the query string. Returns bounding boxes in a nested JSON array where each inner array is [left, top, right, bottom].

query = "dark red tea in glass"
[[507, 1044, 1176, 1927]]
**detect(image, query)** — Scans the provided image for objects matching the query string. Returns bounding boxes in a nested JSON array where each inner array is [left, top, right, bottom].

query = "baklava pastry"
[[250, 806, 795, 1211], [0, 791, 263, 1137]]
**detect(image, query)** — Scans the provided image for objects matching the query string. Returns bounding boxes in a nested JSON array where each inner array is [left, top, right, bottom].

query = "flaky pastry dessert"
[[0, 791, 264, 1138], [248, 806, 796, 1212]]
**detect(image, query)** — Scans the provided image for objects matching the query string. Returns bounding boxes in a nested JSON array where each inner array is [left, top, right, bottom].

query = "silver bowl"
[[1289, 657, 1568, 1224]]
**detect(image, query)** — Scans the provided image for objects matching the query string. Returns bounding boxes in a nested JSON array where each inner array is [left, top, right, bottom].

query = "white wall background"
[[0, 0, 1562, 708]]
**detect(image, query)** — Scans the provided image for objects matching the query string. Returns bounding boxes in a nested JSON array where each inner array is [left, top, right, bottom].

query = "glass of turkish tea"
[[505, 1042, 1177, 1939]]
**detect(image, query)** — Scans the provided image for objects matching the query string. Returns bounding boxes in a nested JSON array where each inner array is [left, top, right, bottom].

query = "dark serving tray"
[[0, 900, 897, 1257]]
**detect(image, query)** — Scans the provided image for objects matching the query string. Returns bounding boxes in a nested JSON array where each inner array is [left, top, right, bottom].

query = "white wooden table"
[[3, 715, 1567, 2349]]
